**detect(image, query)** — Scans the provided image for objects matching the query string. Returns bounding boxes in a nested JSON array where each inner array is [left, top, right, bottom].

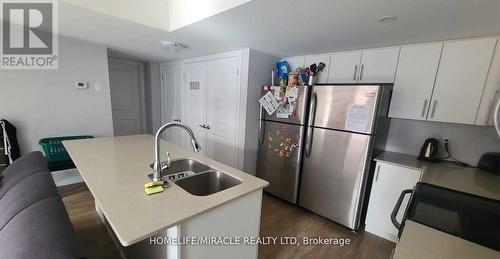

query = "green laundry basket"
[[39, 135, 93, 163]]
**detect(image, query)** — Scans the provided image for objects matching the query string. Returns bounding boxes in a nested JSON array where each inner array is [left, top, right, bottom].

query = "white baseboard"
[[51, 168, 84, 187]]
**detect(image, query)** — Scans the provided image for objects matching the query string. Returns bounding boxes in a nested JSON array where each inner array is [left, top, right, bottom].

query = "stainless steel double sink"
[[149, 159, 241, 196]]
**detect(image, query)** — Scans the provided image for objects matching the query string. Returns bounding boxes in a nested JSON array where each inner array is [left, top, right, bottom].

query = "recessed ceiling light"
[[160, 41, 186, 53], [378, 16, 397, 23]]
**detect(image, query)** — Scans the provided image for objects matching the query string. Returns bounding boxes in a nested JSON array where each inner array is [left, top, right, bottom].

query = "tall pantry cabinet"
[[161, 49, 277, 174]]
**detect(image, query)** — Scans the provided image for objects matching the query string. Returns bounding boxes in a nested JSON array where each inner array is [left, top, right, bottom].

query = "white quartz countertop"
[[374, 151, 500, 200], [393, 220, 500, 259], [63, 135, 268, 246]]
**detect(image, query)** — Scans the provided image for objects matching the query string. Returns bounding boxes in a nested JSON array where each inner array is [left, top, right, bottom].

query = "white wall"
[[386, 119, 500, 165], [241, 49, 277, 174], [0, 36, 114, 153]]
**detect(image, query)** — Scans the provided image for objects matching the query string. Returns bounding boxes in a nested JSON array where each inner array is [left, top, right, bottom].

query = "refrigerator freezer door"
[[256, 120, 304, 203], [299, 127, 372, 230], [312, 85, 380, 134], [262, 84, 310, 125]]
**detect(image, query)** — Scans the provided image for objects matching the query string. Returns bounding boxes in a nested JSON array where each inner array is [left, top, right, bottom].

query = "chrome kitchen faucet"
[[152, 122, 201, 181]]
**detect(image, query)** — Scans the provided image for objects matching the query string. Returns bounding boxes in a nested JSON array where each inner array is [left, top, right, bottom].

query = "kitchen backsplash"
[[385, 118, 500, 166]]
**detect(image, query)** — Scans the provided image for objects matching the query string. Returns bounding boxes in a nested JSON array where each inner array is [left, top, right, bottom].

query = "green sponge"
[[145, 185, 164, 195]]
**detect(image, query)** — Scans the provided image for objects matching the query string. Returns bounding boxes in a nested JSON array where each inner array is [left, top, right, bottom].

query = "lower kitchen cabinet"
[[365, 162, 422, 242]]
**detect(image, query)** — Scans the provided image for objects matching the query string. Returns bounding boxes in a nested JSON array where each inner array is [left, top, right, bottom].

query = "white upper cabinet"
[[328, 50, 362, 83], [358, 47, 400, 83], [389, 43, 443, 120], [328, 48, 399, 84], [283, 56, 305, 72], [304, 54, 331, 83], [428, 37, 497, 124]]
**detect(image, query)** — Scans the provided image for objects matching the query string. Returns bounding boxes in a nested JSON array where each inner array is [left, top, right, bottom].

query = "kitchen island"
[[63, 135, 268, 259]]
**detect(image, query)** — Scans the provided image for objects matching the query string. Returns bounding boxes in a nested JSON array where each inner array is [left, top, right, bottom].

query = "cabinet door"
[[388, 43, 443, 120], [162, 63, 183, 146], [182, 62, 207, 155], [328, 51, 361, 83], [283, 56, 305, 72], [304, 54, 331, 83], [358, 47, 400, 83], [429, 37, 497, 124], [206, 57, 240, 167], [365, 162, 421, 242]]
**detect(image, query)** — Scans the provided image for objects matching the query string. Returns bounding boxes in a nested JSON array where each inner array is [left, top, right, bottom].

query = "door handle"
[[430, 100, 438, 118], [421, 99, 428, 118], [353, 65, 358, 81], [359, 64, 364, 81], [391, 189, 413, 230], [305, 92, 317, 158], [258, 106, 264, 145]]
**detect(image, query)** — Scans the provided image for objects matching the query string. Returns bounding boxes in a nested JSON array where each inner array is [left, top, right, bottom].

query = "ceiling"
[[59, 0, 500, 62]]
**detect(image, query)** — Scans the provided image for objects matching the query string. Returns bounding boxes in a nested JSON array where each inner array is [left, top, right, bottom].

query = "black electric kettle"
[[417, 138, 440, 162]]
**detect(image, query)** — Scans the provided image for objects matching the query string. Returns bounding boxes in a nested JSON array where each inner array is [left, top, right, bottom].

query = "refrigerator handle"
[[305, 92, 317, 158], [258, 105, 265, 145]]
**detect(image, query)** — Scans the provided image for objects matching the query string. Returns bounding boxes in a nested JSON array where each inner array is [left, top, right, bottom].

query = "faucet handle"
[[165, 152, 171, 168]]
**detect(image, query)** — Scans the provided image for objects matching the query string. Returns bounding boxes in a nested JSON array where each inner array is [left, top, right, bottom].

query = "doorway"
[[109, 58, 146, 136]]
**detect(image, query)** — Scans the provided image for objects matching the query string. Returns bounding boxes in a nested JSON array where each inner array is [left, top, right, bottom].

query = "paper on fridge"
[[345, 104, 370, 132], [259, 91, 280, 115]]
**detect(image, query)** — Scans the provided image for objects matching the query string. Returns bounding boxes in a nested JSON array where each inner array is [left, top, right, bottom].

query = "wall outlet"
[[443, 138, 450, 144], [94, 83, 102, 91]]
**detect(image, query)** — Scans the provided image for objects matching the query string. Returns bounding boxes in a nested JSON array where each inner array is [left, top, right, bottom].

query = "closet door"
[[183, 62, 208, 155], [162, 63, 183, 146], [206, 57, 240, 167]]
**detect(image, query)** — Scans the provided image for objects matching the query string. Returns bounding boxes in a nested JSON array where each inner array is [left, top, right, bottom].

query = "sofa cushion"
[[0, 151, 48, 199], [0, 197, 83, 259], [0, 171, 59, 230]]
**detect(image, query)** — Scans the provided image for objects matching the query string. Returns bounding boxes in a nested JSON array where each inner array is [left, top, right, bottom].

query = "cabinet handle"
[[353, 65, 358, 81], [375, 165, 380, 181], [430, 100, 438, 118], [198, 124, 206, 129], [205, 125, 211, 130], [359, 64, 364, 81], [421, 99, 428, 118]]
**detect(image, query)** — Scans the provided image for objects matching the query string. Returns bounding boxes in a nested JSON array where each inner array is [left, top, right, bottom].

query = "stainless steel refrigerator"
[[299, 84, 392, 230], [257, 83, 392, 230], [256, 84, 311, 204]]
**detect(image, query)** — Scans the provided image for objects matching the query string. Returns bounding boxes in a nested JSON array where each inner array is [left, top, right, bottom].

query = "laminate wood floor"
[[59, 183, 395, 259]]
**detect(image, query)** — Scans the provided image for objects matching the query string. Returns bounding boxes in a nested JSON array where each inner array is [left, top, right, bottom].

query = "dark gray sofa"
[[0, 151, 83, 259]]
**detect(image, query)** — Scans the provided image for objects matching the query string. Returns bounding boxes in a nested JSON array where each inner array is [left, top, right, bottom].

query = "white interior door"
[[358, 47, 400, 83], [328, 50, 362, 83], [389, 43, 443, 120], [109, 59, 145, 136], [206, 57, 240, 167], [162, 63, 183, 145], [183, 62, 207, 155], [428, 37, 497, 124]]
